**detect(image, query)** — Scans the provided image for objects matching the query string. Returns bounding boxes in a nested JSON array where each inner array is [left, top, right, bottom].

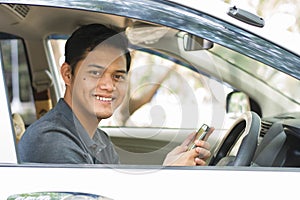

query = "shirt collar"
[[56, 98, 106, 149]]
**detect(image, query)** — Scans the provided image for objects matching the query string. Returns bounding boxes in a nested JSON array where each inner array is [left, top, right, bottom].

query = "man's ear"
[[61, 62, 72, 86]]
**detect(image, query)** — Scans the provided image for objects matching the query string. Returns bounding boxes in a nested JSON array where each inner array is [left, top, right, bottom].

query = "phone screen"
[[187, 124, 210, 151]]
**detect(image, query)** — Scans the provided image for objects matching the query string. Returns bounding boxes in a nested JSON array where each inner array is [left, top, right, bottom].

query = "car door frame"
[[0, 41, 18, 164]]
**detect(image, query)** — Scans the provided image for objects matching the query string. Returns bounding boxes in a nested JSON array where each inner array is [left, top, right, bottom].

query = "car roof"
[[0, 0, 298, 53], [1, 0, 299, 57], [0, 0, 299, 82], [0, 0, 298, 105], [169, 0, 300, 56]]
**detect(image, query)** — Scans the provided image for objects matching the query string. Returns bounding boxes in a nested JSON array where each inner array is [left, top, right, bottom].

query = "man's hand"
[[163, 131, 212, 166]]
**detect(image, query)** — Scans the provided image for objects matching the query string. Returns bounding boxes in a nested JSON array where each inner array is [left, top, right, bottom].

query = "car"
[[1, 0, 300, 199]]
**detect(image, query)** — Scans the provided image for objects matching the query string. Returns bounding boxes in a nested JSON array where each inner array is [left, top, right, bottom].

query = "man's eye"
[[113, 74, 126, 82], [89, 71, 101, 77]]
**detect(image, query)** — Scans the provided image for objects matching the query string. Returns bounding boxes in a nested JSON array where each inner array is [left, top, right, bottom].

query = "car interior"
[[1, 2, 300, 167]]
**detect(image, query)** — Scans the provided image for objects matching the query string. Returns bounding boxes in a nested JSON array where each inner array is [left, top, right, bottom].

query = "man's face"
[[70, 44, 128, 120]]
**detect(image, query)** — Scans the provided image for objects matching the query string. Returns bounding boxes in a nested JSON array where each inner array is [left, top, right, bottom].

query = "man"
[[18, 24, 211, 165]]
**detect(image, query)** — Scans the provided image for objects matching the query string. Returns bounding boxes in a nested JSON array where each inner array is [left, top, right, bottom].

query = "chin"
[[96, 112, 113, 120]]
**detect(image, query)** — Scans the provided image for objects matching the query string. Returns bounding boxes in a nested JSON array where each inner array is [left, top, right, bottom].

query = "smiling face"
[[62, 44, 128, 123]]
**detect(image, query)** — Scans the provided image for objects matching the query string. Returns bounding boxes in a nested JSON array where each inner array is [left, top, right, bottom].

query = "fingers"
[[195, 146, 211, 159], [195, 157, 206, 166], [191, 140, 211, 164], [163, 145, 210, 166], [169, 128, 214, 166], [192, 148, 211, 166], [182, 145, 211, 166], [194, 140, 211, 151]]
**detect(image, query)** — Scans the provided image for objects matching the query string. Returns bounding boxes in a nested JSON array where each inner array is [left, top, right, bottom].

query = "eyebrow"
[[88, 64, 105, 69], [88, 64, 127, 74]]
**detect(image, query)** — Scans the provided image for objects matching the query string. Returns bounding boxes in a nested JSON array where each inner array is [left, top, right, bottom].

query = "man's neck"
[[63, 97, 99, 138]]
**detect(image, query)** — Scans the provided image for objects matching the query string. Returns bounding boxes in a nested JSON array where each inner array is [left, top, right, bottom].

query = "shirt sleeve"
[[18, 122, 94, 164]]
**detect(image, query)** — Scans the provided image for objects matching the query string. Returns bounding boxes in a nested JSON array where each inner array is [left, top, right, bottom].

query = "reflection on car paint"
[[7, 192, 112, 200]]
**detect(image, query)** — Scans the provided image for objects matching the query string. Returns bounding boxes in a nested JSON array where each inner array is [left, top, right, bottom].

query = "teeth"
[[96, 96, 112, 101]]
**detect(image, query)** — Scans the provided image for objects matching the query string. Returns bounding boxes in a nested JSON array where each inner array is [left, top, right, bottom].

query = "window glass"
[[212, 45, 300, 103], [102, 50, 223, 129], [0, 35, 36, 125]]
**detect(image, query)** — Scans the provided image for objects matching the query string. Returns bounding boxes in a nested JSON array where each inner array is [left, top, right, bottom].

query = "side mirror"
[[226, 91, 262, 118], [226, 91, 250, 118], [183, 33, 213, 51]]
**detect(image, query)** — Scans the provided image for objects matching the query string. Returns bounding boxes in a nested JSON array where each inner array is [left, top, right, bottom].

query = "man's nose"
[[98, 75, 116, 91]]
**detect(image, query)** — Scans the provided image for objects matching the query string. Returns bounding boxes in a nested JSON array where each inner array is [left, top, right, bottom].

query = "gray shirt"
[[18, 98, 120, 164]]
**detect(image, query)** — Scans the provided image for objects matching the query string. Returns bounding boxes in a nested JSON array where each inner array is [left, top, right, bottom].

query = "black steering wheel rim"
[[209, 111, 261, 166]]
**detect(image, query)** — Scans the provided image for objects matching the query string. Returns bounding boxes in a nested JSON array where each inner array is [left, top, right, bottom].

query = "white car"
[[1, 0, 300, 199]]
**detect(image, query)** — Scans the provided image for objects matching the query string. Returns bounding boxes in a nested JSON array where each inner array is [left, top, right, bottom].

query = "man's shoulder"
[[26, 108, 62, 131], [27, 99, 73, 130], [19, 111, 80, 153]]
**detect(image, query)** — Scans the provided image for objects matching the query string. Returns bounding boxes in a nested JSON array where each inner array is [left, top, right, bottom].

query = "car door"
[[1, 1, 300, 200]]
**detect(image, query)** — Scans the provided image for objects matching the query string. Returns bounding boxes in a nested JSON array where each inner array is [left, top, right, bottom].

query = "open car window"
[[47, 35, 232, 129]]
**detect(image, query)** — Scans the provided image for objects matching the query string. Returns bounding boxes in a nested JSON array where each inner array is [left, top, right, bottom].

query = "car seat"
[[12, 113, 25, 143]]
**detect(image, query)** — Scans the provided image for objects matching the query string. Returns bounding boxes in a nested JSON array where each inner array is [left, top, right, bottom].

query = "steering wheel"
[[209, 111, 261, 166]]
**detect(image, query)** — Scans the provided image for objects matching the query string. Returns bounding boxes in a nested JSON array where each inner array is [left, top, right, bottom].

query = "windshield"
[[211, 45, 300, 104]]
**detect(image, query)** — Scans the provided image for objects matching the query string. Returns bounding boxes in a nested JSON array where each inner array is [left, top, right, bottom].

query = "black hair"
[[64, 23, 131, 73]]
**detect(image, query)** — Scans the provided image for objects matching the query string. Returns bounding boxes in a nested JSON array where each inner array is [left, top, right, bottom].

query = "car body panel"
[[0, 0, 300, 199], [1, 164, 300, 200]]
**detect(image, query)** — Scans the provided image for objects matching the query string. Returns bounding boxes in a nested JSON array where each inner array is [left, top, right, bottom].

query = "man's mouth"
[[95, 95, 113, 102]]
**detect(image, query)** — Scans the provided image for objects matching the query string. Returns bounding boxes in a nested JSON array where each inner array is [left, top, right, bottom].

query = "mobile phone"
[[187, 124, 211, 151]]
